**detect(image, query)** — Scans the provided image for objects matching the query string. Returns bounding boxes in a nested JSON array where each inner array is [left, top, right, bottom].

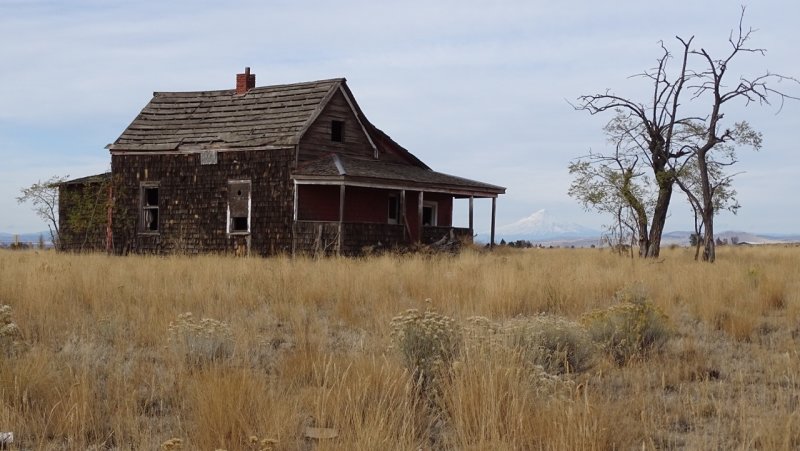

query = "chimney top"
[[236, 67, 256, 95]]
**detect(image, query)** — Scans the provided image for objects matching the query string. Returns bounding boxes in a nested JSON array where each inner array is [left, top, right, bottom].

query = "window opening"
[[388, 194, 399, 224], [331, 120, 344, 143], [140, 185, 159, 232], [422, 201, 438, 226], [228, 180, 251, 233]]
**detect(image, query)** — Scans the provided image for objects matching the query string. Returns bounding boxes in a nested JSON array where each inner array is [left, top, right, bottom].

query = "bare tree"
[[17, 175, 67, 249], [573, 36, 694, 258], [676, 10, 796, 262], [572, 7, 796, 260]]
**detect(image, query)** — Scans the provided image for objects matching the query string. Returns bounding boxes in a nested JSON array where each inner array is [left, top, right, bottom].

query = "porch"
[[292, 221, 472, 256], [291, 153, 505, 255]]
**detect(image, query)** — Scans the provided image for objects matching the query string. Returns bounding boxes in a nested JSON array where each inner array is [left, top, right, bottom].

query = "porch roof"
[[292, 154, 506, 198]]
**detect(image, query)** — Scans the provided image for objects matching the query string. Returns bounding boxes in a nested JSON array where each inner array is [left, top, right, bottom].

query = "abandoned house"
[[58, 68, 505, 255]]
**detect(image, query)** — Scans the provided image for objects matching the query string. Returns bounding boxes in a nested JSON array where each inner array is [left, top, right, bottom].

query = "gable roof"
[[60, 172, 112, 186], [108, 78, 346, 152], [293, 154, 505, 198]]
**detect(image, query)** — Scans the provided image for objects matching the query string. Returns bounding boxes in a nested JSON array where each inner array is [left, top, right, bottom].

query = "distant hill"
[[661, 230, 794, 246], [0, 232, 52, 247], [479, 210, 800, 247]]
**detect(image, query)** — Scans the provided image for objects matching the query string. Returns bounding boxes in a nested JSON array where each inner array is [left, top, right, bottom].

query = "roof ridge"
[[152, 77, 346, 96]]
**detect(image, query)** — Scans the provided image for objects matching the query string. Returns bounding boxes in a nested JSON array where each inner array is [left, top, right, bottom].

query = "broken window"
[[331, 120, 344, 143], [140, 184, 159, 232], [388, 193, 399, 224], [422, 201, 438, 227], [228, 180, 251, 233]]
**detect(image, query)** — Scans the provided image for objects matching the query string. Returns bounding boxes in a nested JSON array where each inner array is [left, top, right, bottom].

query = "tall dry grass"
[[0, 245, 799, 449]]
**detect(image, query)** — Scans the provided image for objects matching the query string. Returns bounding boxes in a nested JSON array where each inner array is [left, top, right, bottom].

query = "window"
[[140, 184, 159, 232], [331, 120, 344, 143], [422, 201, 438, 226], [388, 194, 399, 224], [228, 180, 251, 233]]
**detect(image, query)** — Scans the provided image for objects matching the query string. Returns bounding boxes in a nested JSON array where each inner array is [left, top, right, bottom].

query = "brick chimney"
[[236, 67, 256, 94]]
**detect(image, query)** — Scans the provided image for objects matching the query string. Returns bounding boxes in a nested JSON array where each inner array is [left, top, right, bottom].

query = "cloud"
[[1, 0, 798, 233]]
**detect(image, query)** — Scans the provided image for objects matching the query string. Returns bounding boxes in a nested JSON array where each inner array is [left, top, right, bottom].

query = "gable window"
[[331, 120, 344, 143], [140, 183, 159, 232], [228, 180, 251, 234], [422, 201, 438, 227], [388, 193, 399, 225]]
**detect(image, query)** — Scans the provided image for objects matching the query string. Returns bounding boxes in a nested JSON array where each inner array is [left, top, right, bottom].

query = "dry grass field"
[[1, 245, 800, 450]]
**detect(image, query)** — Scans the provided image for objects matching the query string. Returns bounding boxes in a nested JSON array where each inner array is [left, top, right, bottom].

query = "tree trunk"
[[702, 217, 715, 262], [645, 176, 673, 258], [697, 148, 716, 263]]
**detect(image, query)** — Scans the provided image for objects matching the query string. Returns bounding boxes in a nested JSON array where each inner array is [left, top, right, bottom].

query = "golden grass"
[[1, 245, 799, 449]]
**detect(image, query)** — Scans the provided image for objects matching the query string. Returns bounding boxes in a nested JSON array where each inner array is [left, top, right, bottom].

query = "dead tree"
[[573, 7, 797, 261], [679, 8, 797, 262]]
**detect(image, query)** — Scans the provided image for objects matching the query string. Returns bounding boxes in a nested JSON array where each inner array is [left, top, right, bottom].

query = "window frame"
[[139, 182, 160, 234], [227, 179, 252, 235]]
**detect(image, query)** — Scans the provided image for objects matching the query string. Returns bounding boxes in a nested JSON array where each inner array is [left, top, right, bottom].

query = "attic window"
[[331, 120, 344, 143], [228, 180, 251, 234], [140, 184, 159, 232]]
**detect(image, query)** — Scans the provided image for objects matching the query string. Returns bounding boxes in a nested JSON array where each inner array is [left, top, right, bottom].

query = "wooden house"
[[59, 68, 505, 255]]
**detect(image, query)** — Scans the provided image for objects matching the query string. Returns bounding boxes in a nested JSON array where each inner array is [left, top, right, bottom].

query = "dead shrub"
[[582, 287, 671, 365], [502, 315, 595, 374]]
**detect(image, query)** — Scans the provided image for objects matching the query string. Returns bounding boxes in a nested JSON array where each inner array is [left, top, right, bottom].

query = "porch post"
[[417, 191, 424, 243], [292, 182, 299, 221], [338, 184, 345, 255], [400, 190, 407, 240], [292, 182, 299, 255], [490, 197, 497, 250], [468, 196, 474, 233]]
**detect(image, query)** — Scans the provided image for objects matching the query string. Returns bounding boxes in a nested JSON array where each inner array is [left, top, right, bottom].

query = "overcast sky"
[[1, 0, 798, 235]]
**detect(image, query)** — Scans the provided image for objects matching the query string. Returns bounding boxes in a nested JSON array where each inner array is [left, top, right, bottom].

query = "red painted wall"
[[297, 185, 339, 221], [297, 185, 454, 239]]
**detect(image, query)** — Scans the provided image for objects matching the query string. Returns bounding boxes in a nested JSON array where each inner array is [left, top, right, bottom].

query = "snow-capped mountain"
[[487, 209, 600, 242]]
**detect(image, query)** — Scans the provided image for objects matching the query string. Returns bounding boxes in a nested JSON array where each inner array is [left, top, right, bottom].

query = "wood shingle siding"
[[111, 148, 294, 256]]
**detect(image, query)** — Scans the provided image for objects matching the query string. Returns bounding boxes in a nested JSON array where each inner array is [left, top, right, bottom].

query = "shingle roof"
[[60, 172, 112, 186], [108, 78, 343, 152], [294, 154, 505, 197]]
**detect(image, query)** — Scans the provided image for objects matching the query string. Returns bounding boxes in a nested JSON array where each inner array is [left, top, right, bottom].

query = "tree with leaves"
[[571, 7, 796, 261], [17, 175, 67, 250]]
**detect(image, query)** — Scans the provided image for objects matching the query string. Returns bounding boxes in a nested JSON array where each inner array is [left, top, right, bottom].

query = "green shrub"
[[390, 307, 461, 388], [582, 287, 671, 365], [503, 314, 595, 374]]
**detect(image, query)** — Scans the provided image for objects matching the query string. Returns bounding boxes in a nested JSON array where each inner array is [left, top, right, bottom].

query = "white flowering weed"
[[0, 304, 23, 357], [390, 307, 461, 387], [168, 313, 234, 366]]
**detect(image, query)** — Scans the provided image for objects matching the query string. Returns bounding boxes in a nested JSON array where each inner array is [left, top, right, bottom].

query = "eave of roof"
[[293, 154, 506, 197], [60, 172, 112, 186]]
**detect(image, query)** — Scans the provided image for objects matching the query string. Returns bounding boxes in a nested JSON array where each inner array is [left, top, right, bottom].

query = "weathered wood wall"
[[298, 90, 407, 164], [293, 221, 406, 256], [58, 181, 109, 252], [111, 148, 295, 256]]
